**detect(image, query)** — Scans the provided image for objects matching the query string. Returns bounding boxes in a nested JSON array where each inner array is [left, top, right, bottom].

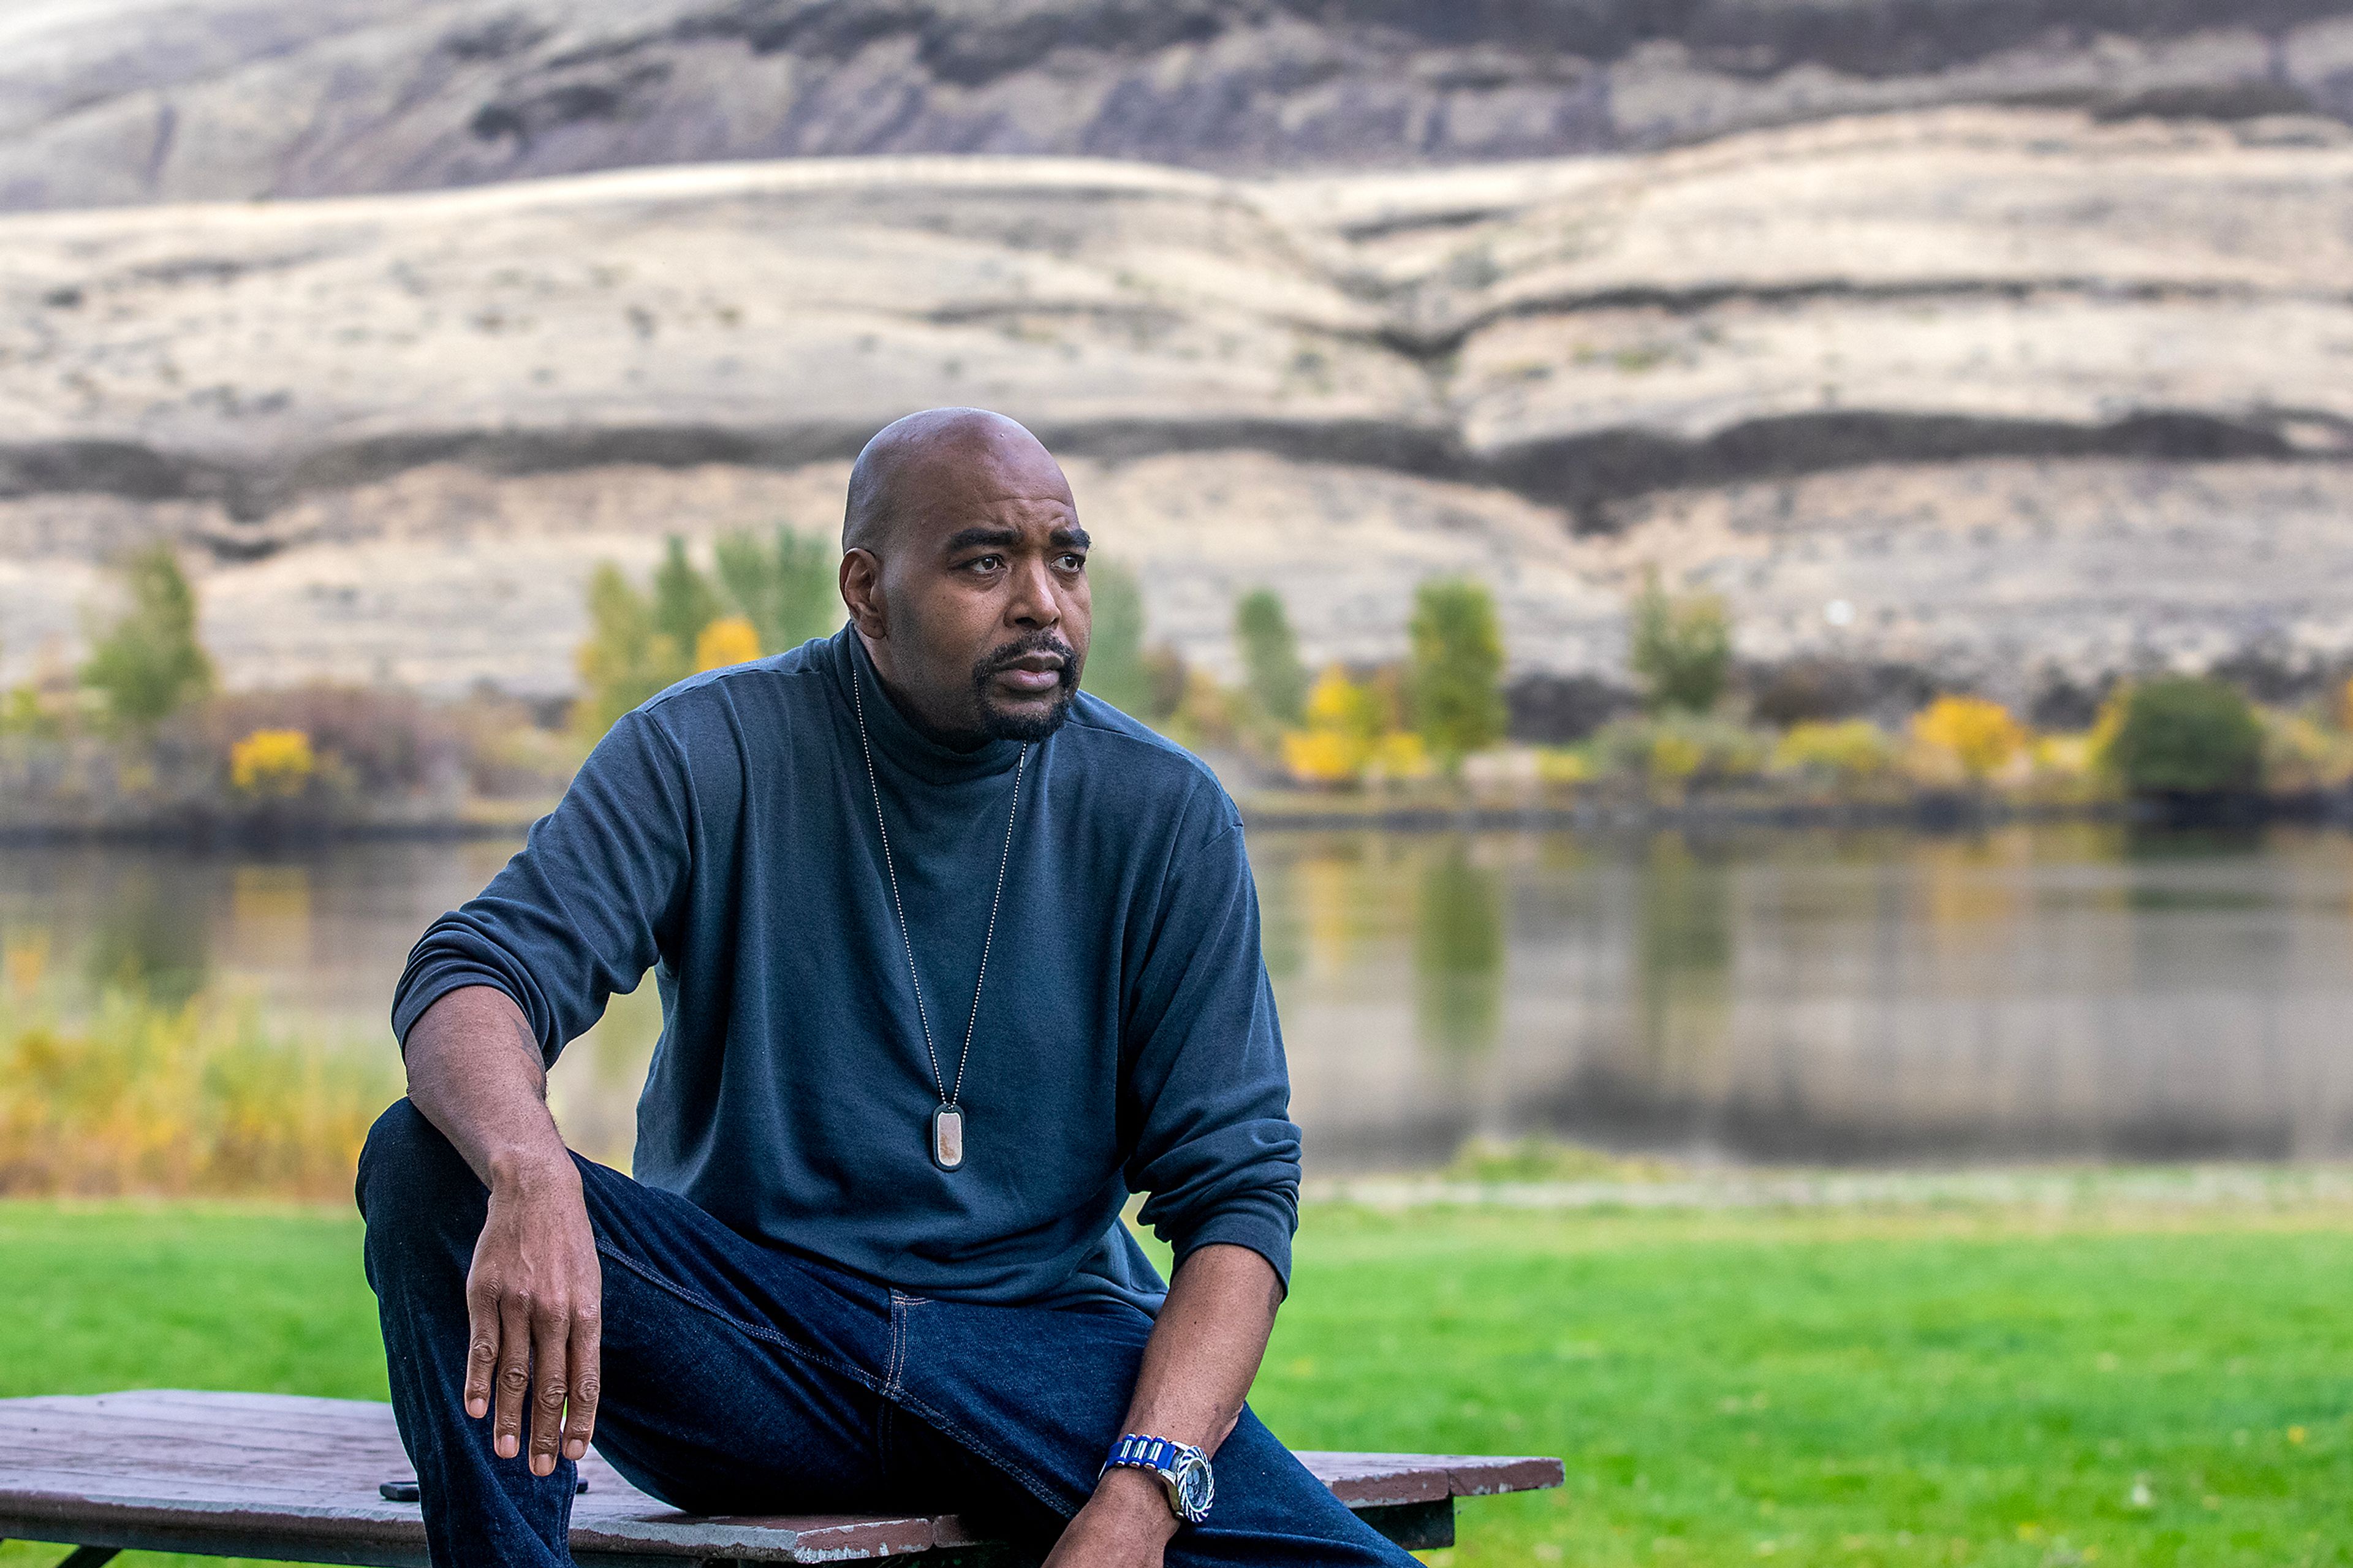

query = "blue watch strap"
[[1109, 1434, 1177, 1474], [1101, 1432, 1213, 1523]]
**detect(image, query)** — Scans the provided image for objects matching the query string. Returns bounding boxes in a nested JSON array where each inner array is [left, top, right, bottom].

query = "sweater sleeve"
[[1121, 816, 1303, 1292], [390, 708, 694, 1064]]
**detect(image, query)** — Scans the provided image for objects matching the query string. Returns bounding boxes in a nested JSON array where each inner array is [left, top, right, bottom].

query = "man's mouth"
[[993, 654, 1066, 695], [969, 637, 1080, 740]]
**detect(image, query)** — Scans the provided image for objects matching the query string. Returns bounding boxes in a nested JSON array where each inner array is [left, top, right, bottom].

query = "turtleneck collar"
[[831, 621, 1027, 787]]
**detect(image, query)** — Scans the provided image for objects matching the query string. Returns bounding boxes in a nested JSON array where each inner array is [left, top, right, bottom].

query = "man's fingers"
[[561, 1300, 602, 1463], [493, 1290, 534, 1461], [463, 1281, 501, 1423], [465, 1179, 599, 1474], [528, 1303, 571, 1477]]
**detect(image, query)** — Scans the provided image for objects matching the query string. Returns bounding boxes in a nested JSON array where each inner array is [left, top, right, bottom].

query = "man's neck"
[[858, 632, 991, 752]]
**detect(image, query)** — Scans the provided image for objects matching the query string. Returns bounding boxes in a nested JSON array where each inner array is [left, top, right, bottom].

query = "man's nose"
[[1005, 556, 1061, 628]]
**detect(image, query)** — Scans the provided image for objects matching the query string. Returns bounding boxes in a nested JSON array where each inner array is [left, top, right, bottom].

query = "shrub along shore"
[[5, 540, 2346, 839]]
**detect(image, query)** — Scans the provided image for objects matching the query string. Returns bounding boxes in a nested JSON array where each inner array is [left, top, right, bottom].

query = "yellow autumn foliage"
[[1282, 665, 1426, 786], [694, 615, 764, 672], [1370, 730, 1434, 781], [1911, 696, 2026, 782], [2262, 710, 2353, 793], [1282, 727, 1369, 785], [1774, 720, 1899, 782], [1535, 748, 1592, 787], [228, 728, 316, 796], [1302, 665, 1384, 740], [0, 986, 401, 1197], [1647, 729, 1705, 783]]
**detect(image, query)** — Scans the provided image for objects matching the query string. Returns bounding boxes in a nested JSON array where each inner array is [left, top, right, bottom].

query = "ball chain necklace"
[[851, 665, 1028, 1172]]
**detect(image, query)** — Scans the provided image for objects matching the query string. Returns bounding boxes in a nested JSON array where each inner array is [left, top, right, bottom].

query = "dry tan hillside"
[[2, 106, 2349, 708], [4, 0, 2349, 208]]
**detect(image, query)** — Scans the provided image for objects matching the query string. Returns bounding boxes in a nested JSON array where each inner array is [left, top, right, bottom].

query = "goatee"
[[973, 632, 1080, 742]]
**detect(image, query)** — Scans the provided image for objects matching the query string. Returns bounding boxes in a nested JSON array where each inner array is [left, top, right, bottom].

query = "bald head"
[[843, 407, 1072, 556], [836, 407, 1092, 747]]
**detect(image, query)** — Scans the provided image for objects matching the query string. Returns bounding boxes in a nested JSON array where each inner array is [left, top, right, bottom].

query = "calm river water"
[[3, 824, 2349, 1173]]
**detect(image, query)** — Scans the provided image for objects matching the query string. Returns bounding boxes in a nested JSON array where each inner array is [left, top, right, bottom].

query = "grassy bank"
[[2, 1198, 2347, 1567], [0, 988, 400, 1199]]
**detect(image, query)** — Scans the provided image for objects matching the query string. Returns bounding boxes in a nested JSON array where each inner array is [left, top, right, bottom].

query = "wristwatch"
[[1101, 1433, 1214, 1524]]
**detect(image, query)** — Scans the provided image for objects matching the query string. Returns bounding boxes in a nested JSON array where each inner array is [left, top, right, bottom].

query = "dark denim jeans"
[[357, 1102, 1417, 1568]]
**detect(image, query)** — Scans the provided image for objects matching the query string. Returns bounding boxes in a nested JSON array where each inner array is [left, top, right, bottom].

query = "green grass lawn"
[[2, 1199, 2347, 1567]]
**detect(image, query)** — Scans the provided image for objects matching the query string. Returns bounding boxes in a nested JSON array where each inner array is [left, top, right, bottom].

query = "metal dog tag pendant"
[[930, 1104, 965, 1172]]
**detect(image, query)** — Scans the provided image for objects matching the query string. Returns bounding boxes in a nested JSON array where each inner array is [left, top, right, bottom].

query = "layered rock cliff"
[[3, 0, 2351, 208], [2, 103, 2346, 708]]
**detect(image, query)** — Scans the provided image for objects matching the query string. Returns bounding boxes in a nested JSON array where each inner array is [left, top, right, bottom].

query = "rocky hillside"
[[2, 1, 2351, 208], [2, 105, 2347, 710]]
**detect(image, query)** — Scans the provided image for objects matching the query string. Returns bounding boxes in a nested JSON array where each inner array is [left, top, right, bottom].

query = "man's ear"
[[839, 548, 886, 640]]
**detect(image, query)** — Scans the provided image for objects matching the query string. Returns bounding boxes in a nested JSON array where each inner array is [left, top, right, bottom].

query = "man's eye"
[[1056, 553, 1086, 571], [966, 555, 1004, 572]]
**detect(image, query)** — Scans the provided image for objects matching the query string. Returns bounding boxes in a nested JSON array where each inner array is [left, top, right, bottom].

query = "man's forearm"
[[401, 984, 605, 1473], [404, 985, 572, 1190], [1114, 1242, 1282, 1455], [1044, 1242, 1282, 1563]]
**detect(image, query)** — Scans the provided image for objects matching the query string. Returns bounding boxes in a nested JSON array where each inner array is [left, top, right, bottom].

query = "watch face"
[[1173, 1450, 1214, 1519]]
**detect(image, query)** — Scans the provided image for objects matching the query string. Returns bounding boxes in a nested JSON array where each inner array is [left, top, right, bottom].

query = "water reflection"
[[0, 841, 512, 1034], [83, 866, 212, 1006], [1633, 833, 1732, 1077], [4, 825, 2351, 1172], [1258, 823, 2353, 1169], [1414, 842, 1503, 1061]]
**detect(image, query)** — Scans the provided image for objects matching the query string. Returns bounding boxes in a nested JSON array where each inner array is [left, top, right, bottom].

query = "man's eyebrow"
[[942, 526, 1023, 554], [939, 523, 1093, 554]]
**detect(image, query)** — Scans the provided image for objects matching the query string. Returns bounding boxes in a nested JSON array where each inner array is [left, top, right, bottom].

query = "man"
[[358, 408, 1417, 1567]]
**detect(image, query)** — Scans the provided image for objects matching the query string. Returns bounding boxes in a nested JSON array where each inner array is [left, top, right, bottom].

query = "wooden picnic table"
[[0, 1391, 1564, 1566]]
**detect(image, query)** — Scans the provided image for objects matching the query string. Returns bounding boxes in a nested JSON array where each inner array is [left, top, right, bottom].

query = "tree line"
[[567, 535, 2307, 802], [1, 540, 2319, 821], [569, 533, 1512, 775]]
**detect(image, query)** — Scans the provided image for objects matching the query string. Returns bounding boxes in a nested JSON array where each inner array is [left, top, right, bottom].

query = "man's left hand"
[[1041, 1468, 1181, 1568], [1044, 1244, 1280, 1564]]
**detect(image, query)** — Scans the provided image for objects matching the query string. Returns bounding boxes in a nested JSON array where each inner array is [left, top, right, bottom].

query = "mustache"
[[974, 632, 1079, 685]]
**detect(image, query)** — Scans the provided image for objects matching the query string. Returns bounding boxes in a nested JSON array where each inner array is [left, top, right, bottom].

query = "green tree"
[[573, 564, 686, 738], [711, 532, 776, 645], [1235, 588, 1308, 727], [714, 526, 841, 653], [1629, 569, 1732, 715], [774, 530, 841, 650], [1408, 577, 1506, 766], [2103, 676, 2264, 796], [1082, 559, 1152, 718], [650, 536, 722, 655], [81, 543, 214, 727]]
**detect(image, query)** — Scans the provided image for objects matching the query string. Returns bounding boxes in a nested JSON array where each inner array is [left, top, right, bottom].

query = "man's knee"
[[356, 1098, 481, 1233]]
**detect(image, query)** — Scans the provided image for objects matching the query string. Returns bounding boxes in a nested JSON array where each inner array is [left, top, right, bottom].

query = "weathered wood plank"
[[1446, 1454, 1569, 1497], [0, 1393, 1562, 1564], [1290, 1450, 1567, 1505]]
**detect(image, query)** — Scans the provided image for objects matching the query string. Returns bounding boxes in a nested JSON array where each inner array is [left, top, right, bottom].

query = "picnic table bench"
[[0, 1392, 1564, 1566]]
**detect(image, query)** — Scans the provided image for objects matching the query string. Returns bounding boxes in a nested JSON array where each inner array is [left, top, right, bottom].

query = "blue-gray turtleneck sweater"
[[390, 624, 1300, 1313]]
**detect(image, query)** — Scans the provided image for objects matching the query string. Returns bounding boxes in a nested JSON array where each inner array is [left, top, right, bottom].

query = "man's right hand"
[[404, 984, 605, 1480], [466, 1155, 603, 1475]]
